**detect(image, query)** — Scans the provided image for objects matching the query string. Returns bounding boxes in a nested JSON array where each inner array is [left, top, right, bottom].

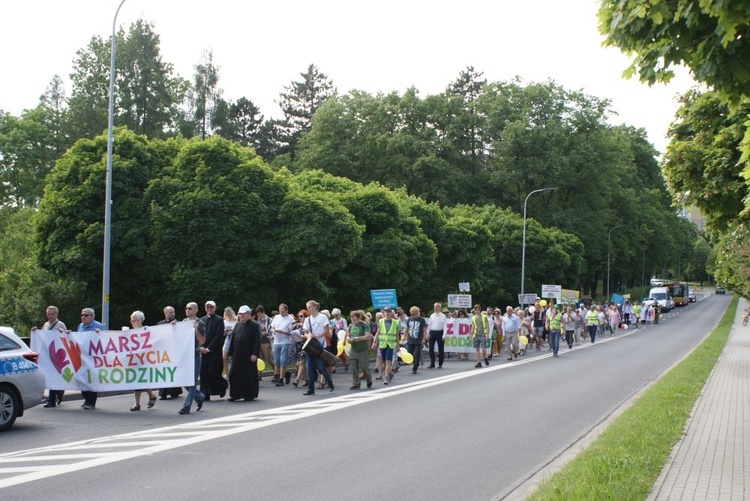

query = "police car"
[[0, 327, 45, 431]]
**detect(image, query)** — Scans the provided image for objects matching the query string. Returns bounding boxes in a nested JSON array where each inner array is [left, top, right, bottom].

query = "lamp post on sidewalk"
[[102, 0, 127, 329], [607, 224, 623, 301], [521, 187, 557, 298]]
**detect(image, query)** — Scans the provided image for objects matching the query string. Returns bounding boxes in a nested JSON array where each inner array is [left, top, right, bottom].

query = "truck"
[[648, 286, 672, 312]]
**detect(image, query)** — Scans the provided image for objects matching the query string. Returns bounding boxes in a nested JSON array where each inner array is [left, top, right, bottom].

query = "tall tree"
[[188, 49, 222, 139], [39, 74, 72, 156], [117, 19, 188, 137], [67, 20, 186, 140], [213, 96, 264, 150], [446, 66, 487, 174], [276, 63, 335, 159]]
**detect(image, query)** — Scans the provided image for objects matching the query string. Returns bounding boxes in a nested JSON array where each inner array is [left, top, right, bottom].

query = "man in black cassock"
[[199, 300, 228, 400], [228, 305, 260, 401]]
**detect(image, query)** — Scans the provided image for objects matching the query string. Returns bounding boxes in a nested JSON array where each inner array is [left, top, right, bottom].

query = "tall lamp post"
[[607, 224, 623, 301], [102, 0, 127, 329], [521, 187, 557, 298]]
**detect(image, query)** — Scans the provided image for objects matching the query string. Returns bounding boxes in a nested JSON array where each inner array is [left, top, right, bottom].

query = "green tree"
[[0, 107, 59, 207], [663, 89, 748, 231], [35, 128, 164, 322], [598, 0, 750, 101], [0, 207, 86, 333], [213, 97, 265, 150], [276, 64, 335, 159], [187, 49, 222, 139], [67, 20, 187, 140]]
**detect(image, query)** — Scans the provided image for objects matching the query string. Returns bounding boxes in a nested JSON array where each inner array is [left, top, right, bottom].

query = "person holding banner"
[[227, 305, 260, 401], [179, 302, 206, 415], [427, 302, 446, 369], [76, 308, 104, 410], [302, 300, 334, 395], [32, 306, 67, 408], [470, 304, 490, 368], [128, 311, 158, 411], [157, 306, 183, 400]]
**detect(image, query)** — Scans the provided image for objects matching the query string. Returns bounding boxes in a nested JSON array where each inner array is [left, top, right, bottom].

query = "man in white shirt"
[[271, 303, 295, 386], [427, 302, 447, 368], [501, 306, 521, 360]]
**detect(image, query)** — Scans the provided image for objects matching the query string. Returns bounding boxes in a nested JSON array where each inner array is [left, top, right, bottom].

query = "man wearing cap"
[[199, 300, 228, 400], [227, 305, 260, 401]]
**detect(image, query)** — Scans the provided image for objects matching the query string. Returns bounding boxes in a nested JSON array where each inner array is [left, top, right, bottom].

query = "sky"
[[0, 0, 696, 153]]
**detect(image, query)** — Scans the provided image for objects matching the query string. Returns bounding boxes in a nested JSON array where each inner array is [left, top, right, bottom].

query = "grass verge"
[[528, 295, 739, 500]]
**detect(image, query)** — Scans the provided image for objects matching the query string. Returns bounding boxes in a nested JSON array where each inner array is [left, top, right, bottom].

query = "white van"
[[648, 287, 671, 312], [650, 278, 664, 286]]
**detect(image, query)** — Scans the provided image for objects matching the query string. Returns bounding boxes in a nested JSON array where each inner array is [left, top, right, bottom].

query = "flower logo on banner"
[[47, 337, 82, 382]]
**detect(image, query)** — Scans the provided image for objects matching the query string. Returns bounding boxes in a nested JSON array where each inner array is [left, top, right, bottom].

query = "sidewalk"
[[649, 297, 750, 500]]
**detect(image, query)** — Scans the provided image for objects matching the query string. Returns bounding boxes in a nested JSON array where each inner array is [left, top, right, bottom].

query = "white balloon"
[[529, 306, 536, 314], [337, 329, 347, 338]]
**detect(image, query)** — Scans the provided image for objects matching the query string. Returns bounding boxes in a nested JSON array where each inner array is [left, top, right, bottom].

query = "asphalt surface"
[[0, 293, 728, 501]]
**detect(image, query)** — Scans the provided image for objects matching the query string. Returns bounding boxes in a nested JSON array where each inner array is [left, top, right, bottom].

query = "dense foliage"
[[0, 18, 706, 331]]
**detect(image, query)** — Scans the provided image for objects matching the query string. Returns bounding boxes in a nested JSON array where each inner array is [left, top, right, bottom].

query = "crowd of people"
[[31, 296, 658, 413]]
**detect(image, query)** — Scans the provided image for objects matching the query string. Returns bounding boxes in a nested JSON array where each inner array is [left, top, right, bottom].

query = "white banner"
[[542, 284, 562, 299], [447, 294, 472, 309], [31, 323, 195, 391], [442, 318, 494, 353]]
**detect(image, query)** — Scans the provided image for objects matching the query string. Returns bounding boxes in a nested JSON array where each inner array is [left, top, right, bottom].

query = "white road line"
[[0, 325, 643, 490]]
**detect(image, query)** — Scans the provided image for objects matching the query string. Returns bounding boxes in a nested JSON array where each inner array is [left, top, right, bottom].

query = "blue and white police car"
[[0, 327, 45, 431]]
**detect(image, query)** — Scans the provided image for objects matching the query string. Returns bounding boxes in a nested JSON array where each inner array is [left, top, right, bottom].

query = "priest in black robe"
[[228, 305, 261, 401]]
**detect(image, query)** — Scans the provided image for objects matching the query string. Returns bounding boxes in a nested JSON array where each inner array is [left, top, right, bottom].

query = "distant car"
[[688, 292, 696, 303], [716, 287, 726, 295], [0, 327, 45, 431]]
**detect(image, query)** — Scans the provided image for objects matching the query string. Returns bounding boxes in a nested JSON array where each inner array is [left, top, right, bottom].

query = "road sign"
[[370, 289, 398, 309], [447, 294, 472, 309]]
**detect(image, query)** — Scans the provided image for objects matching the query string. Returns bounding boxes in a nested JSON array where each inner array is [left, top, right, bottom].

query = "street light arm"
[[521, 187, 557, 298]]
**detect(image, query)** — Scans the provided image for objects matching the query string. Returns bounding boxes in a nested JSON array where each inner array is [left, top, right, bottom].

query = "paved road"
[[0, 294, 729, 501]]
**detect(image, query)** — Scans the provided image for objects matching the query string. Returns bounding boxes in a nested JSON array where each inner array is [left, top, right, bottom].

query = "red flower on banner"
[[48, 341, 69, 374], [61, 337, 82, 372]]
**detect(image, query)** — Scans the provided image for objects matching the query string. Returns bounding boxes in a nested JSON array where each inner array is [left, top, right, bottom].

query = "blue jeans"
[[306, 351, 333, 392], [182, 351, 204, 412], [588, 325, 598, 343], [273, 343, 291, 369], [550, 329, 561, 356]]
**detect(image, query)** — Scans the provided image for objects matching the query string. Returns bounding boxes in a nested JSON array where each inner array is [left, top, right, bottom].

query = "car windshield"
[[652, 293, 667, 300]]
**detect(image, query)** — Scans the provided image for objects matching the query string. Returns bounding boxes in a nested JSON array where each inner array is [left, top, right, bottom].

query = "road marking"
[[0, 325, 643, 489]]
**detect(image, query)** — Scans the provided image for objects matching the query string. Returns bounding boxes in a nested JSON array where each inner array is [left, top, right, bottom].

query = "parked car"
[[0, 327, 45, 431], [688, 292, 696, 303], [716, 287, 726, 295]]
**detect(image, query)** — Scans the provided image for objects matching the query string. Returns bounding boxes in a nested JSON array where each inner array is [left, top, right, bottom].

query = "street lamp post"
[[521, 187, 557, 299], [102, 0, 127, 329], [607, 224, 623, 301]]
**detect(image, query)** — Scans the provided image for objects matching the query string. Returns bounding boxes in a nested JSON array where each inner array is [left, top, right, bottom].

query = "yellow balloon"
[[519, 335, 529, 346], [257, 359, 266, 371], [540, 300, 547, 307], [337, 341, 345, 357], [399, 350, 414, 364]]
